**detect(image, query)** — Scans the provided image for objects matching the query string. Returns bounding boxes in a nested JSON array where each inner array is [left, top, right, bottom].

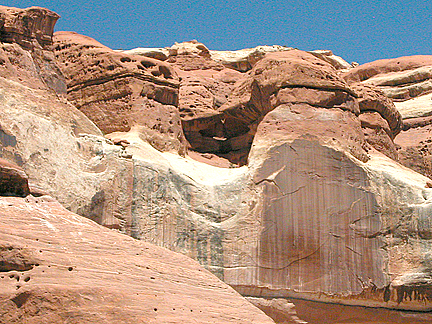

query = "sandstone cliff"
[[2, 4, 432, 324], [344, 56, 432, 179], [0, 195, 274, 323]]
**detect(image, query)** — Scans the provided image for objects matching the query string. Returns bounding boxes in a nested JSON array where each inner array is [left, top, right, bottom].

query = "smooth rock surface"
[[249, 297, 432, 324], [0, 196, 275, 324], [308, 49, 353, 70]]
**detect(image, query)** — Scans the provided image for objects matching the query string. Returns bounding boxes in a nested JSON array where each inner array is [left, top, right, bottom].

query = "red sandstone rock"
[[344, 55, 432, 84], [0, 6, 65, 94], [351, 83, 402, 138], [345, 55, 432, 178], [53, 31, 187, 155], [359, 112, 399, 161], [395, 125, 432, 180], [182, 50, 361, 165], [3, 5, 432, 323], [0, 196, 274, 324], [0, 5, 58, 49], [249, 297, 432, 324]]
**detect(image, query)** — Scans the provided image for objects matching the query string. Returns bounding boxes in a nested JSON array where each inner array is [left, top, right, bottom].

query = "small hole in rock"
[[154, 308, 157, 312], [68, 267, 73, 271]]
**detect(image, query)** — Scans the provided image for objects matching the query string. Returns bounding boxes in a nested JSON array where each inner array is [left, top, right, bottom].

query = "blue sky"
[[4, 0, 432, 64]]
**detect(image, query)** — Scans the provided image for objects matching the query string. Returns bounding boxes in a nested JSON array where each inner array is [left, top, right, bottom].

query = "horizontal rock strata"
[[53, 31, 187, 155]]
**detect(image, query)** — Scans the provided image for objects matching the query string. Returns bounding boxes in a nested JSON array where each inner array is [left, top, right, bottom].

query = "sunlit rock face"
[[233, 102, 432, 312], [0, 6, 136, 233], [53, 31, 187, 156], [0, 195, 275, 324], [2, 5, 432, 323], [345, 56, 432, 179], [0, 5, 65, 93]]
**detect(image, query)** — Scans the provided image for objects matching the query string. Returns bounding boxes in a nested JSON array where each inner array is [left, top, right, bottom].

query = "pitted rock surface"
[[0, 196, 274, 324], [53, 31, 187, 155]]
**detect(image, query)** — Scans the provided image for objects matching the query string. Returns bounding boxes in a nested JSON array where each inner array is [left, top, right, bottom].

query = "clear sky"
[[4, 0, 432, 64]]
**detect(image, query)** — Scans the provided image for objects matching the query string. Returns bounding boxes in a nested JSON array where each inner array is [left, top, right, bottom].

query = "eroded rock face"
[[226, 102, 432, 312], [344, 56, 432, 100], [0, 5, 58, 49], [0, 9, 139, 233], [0, 6, 65, 94], [181, 49, 362, 166], [3, 5, 432, 322], [0, 196, 274, 324], [249, 296, 432, 324], [53, 31, 187, 155], [345, 56, 432, 179]]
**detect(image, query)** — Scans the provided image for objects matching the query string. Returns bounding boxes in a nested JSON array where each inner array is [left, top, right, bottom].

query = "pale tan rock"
[[0, 76, 136, 233], [210, 45, 292, 72], [395, 92, 432, 120], [309, 49, 353, 70], [120, 47, 170, 61], [343, 55, 432, 83], [0, 196, 275, 324]]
